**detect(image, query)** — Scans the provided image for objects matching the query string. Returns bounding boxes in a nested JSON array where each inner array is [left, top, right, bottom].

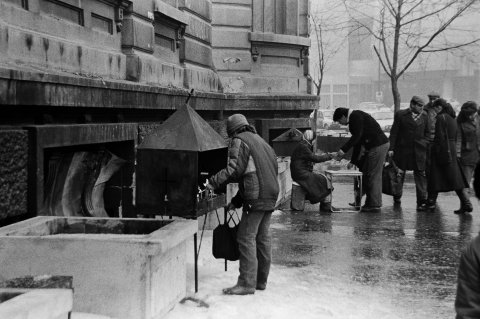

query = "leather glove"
[[204, 179, 215, 191], [226, 202, 236, 211]]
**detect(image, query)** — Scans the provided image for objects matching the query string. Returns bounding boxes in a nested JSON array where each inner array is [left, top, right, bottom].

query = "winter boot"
[[223, 285, 255, 295], [320, 202, 333, 212], [454, 189, 473, 214]]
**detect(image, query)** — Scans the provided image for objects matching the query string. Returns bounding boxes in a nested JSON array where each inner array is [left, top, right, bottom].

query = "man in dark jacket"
[[207, 113, 279, 295], [426, 99, 470, 212], [388, 96, 429, 210], [424, 91, 441, 143], [290, 130, 333, 212], [333, 107, 390, 212]]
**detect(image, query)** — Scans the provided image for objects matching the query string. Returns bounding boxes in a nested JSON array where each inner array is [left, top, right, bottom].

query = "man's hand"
[[204, 179, 215, 192], [334, 150, 345, 161], [388, 150, 394, 158], [226, 202, 236, 211]]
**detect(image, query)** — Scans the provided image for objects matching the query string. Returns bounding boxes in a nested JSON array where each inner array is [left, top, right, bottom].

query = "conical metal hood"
[[138, 104, 227, 152]]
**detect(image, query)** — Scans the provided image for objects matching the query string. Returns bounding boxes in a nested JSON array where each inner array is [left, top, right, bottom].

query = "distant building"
[[310, 0, 480, 109]]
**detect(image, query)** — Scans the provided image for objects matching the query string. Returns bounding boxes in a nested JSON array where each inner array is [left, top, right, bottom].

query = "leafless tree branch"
[[401, 0, 461, 27], [374, 45, 392, 77], [422, 38, 480, 52]]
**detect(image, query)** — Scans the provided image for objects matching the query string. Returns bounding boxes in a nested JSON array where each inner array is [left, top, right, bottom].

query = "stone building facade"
[[0, 0, 316, 222]]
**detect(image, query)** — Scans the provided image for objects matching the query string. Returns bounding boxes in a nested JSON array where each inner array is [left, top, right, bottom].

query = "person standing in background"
[[388, 96, 430, 210], [332, 107, 390, 212], [456, 101, 480, 186], [426, 99, 471, 213], [423, 91, 441, 182]]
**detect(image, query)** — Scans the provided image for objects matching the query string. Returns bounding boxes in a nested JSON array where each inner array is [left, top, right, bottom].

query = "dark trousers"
[[362, 142, 390, 207], [429, 189, 471, 207], [461, 164, 475, 187], [236, 210, 272, 289], [397, 170, 427, 205]]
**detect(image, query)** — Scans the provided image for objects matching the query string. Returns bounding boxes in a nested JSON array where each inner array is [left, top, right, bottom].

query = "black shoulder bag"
[[212, 209, 240, 261]]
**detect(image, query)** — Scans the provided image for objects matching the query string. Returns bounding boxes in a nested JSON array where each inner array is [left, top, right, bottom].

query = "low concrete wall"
[[0, 288, 72, 319], [0, 216, 197, 319]]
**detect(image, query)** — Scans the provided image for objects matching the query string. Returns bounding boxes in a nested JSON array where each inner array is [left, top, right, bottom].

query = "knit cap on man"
[[227, 114, 249, 136], [461, 101, 478, 115], [411, 96, 425, 106]]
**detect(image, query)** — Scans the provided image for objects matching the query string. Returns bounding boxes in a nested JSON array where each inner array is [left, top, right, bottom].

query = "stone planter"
[[0, 288, 72, 319], [0, 216, 197, 319]]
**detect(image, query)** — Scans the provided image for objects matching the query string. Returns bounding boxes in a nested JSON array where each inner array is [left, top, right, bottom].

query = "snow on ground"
[[164, 210, 440, 319]]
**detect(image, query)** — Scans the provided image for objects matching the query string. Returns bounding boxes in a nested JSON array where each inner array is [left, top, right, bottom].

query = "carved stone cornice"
[[97, 0, 132, 10]]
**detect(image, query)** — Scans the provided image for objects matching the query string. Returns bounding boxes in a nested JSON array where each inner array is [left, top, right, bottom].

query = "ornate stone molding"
[[177, 25, 186, 49], [300, 47, 309, 65], [251, 46, 259, 62]]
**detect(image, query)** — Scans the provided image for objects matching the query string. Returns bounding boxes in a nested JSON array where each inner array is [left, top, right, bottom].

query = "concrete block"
[[291, 183, 305, 210], [0, 2, 121, 49], [154, 1, 189, 25], [252, 0, 263, 32], [185, 15, 212, 44], [285, 0, 299, 36], [0, 130, 28, 220], [179, 0, 212, 21], [258, 59, 303, 77], [182, 38, 213, 67], [184, 65, 222, 92], [127, 51, 184, 87], [250, 32, 310, 46], [221, 77, 246, 94], [0, 288, 73, 319], [298, 0, 309, 36], [130, 1, 157, 20], [0, 217, 197, 319], [0, 22, 126, 80], [121, 16, 154, 53], [212, 49, 251, 71], [299, 17, 309, 37], [212, 6, 251, 27], [213, 0, 251, 5], [212, 30, 250, 48], [219, 75, 307, 94], [71, 313, 112, 319], [263, 0, 275, 32]]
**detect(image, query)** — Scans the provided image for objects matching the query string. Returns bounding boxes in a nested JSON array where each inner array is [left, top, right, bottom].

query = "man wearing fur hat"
[[206, 114, 279, 295], [388, 96, 430, 210]]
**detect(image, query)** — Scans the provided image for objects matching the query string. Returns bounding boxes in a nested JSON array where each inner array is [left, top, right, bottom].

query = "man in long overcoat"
[[427, 99, 470, 212], [388, 96, 429, 210]]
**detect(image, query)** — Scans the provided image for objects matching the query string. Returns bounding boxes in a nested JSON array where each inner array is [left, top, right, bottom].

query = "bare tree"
[[343, 0, 480, 112], [309, 2, 349, 97]]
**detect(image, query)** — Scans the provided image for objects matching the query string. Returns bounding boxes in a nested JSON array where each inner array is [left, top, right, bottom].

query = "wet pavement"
[[165, 180, 480, 319], [272, 181, 480, 318]]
